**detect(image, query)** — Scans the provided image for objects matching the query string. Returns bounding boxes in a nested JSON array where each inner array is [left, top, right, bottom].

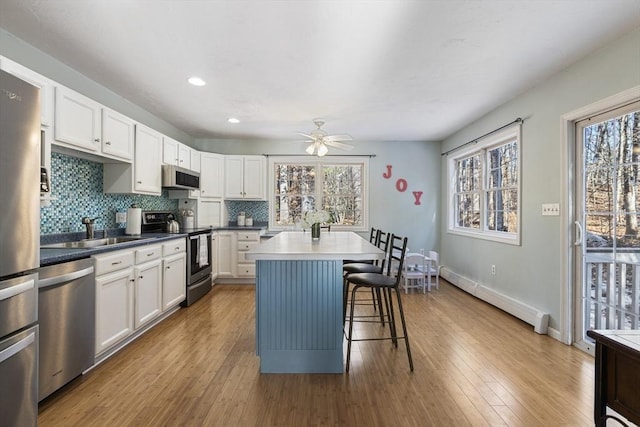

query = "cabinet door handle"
[[105, 141, 111, 145], [166, 266, 171, 269], [139, 275, 144, 279], [94, 138, 100, 143], [137, 181, 142, 184]]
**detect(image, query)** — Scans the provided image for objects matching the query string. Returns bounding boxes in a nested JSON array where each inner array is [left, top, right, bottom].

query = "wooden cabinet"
[[216, 231, 237, 278], [224, 155, 266, 200], [55, 86, 135, 162], [134, 125, 162, 194], [236, 231, 260, 277], [104, 124, 162, 195], [215, 230, 259, 280], [93, 240, 182, 356], [54, 86, 101, 152], [95, 268, 135, 354], [101, 107, 134, 161], [162, 238, 187, 310], [94, 250, 136, 355], [190, 150, 201, 173], [162, 137, 191, 169], [133, 259, 162, 328], [163, 253, 186, 309], [201, 152, 224, 198]]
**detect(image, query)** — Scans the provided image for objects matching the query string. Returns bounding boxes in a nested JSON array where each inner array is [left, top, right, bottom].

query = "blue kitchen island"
[[246, 231, 384, 373]]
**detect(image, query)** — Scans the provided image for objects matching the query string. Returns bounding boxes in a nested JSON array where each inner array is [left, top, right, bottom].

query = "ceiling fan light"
[[306, 143, 316, 155], [317, 143, 329, 157]]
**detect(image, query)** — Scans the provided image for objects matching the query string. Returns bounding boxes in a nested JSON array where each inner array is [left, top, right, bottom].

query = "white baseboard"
[[441, 267, 550, 335]]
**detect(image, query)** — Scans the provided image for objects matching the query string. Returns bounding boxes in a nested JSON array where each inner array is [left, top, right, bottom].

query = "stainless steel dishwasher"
[[38, 258, 95, 401]]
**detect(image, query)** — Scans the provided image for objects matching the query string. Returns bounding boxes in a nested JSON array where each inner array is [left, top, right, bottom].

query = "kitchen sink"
[[42, 236, 153, 249]]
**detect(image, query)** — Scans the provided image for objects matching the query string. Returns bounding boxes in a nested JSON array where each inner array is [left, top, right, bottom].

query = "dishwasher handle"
[[38, 266, 94, 289]]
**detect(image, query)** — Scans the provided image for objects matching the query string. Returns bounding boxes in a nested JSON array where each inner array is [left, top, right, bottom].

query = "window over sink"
[[268, 156, 369, 231]]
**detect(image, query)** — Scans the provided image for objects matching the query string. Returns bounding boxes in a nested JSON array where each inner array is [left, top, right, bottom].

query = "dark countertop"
[[40, 233, 188, 266], [40, 223, 272, 267]]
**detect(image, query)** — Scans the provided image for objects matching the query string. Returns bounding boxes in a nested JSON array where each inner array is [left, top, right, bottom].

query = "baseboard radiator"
[[441, 267, 550, 335]]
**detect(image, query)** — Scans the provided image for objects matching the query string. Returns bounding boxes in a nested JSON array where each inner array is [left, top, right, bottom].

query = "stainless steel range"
[[141, 211, 213, 306]]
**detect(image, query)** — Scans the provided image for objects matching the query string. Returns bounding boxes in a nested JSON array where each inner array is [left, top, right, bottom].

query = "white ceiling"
[[1, 1, 639, 143]]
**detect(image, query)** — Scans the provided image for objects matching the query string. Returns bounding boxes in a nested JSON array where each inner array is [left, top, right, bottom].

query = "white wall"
[[439, 27, 640, 334], [195, 138, 441, 252]]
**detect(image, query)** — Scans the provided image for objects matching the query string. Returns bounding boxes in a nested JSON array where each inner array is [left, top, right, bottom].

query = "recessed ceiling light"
[[187, 77, 206, 86], [227, 117, 240, 124]]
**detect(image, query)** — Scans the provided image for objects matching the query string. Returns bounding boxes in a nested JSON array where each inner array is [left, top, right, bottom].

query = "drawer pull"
[[147, 252, 155, 256], [112, 261, 122, 265]]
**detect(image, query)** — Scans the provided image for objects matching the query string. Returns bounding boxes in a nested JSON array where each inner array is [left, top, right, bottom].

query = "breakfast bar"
[[246, 231, 384, 373]]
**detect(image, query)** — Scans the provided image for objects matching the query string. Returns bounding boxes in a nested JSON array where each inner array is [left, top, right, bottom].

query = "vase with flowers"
[[302, 209, 330, 240]]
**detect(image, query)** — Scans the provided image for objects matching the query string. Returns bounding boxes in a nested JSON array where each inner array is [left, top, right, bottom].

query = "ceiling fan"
[[297, 120, 353, 156]]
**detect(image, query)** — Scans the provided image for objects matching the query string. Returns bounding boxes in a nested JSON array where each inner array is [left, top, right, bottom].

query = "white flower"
[[302, 209, 330, 228]]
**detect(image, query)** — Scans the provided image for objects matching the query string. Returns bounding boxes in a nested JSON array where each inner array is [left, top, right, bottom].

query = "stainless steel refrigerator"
[[0, 68, 41, 426]]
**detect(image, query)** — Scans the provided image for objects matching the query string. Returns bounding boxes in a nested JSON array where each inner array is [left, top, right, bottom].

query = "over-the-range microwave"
[[161, 165, 200, 190]]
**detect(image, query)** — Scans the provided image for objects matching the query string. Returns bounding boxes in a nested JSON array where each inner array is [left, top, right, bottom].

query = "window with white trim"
[[269, 156, 369, 230], [448, 126, 521, 244]]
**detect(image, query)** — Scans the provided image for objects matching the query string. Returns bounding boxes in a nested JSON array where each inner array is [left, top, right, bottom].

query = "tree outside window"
[[448, 126, 521, 245], [271, 157, 368, 230]]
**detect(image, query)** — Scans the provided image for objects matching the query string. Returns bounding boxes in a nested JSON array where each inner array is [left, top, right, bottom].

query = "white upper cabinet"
[[162, 137, 179, 165], [55, 86, 135, 162], [163, 137, 192, 170], [134, 125, 162, 194], [103, 123, 162, 195], [0, 56, 54, 127], [224, 155, 266, 200], [200, 152, 224, 198], [55, 86, 101, 152], [190, 150, 201, 173], [101, 107, 134, 161]]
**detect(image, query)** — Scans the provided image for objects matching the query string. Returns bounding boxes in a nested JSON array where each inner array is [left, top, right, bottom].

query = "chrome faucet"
[[82, 217, 98, 239]]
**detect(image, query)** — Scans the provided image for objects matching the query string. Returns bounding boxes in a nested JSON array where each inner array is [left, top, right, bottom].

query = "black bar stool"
[[344, 234, 413, 372]]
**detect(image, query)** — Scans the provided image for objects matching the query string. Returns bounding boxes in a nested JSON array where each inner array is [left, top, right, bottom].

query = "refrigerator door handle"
[[0, 276, 36, 301], [0, 331, 35, 364]]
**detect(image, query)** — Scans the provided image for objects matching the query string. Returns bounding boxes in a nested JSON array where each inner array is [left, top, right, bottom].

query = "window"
[[269, 156, 369, 230], [448, 126, 521, 244]]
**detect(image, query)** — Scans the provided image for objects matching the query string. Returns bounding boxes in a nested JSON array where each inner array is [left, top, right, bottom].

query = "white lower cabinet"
[[216, 231, 236, 278], [134, 259, 162, 328], [215, 230, 259, 280], [93, 238, 186, 356], [95, 268, 135, 355], [162, 253, 186, 309]]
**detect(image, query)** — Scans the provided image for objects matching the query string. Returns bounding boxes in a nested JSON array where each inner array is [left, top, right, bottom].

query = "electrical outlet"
[[115, 211, 127, 223], [542, 203, 560, 216], [491, 265, 496, 275]]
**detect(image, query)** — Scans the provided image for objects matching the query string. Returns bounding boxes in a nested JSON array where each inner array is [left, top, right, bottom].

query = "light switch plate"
[[115, 211, 127, 223], [542, 203, 560, 216]]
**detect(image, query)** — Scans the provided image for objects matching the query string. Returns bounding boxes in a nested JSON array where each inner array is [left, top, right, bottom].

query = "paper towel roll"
[[125, 207, 142, 235]]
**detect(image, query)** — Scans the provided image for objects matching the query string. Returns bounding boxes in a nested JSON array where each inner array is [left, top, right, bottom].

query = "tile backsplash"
[[226, 200, 268, 222], [41, 152, 177, 234]]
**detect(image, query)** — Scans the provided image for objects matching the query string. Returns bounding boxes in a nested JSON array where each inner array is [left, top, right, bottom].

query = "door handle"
[[0, 275, 36, 301], [0, 332, 35, 364], [574, 221, 583, 246]]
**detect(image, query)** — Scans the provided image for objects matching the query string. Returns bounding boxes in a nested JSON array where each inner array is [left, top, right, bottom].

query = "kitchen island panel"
[[256, 259, 343, 373]]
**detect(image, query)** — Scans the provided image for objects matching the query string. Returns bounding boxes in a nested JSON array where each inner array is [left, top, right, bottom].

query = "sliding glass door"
[[574, 102, 640, 350]]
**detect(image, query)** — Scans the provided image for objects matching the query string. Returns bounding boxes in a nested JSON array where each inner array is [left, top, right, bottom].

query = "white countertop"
[[246, 231, 384, 261]]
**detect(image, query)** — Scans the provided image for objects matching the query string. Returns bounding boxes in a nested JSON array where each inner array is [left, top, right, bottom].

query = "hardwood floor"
[[38, 281, 596, 426]]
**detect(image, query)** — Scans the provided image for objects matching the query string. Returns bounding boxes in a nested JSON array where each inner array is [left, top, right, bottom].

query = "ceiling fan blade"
[[324, 134, 352, 142], [296, 132, 315, 140], [324, 140, 354, 150]]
